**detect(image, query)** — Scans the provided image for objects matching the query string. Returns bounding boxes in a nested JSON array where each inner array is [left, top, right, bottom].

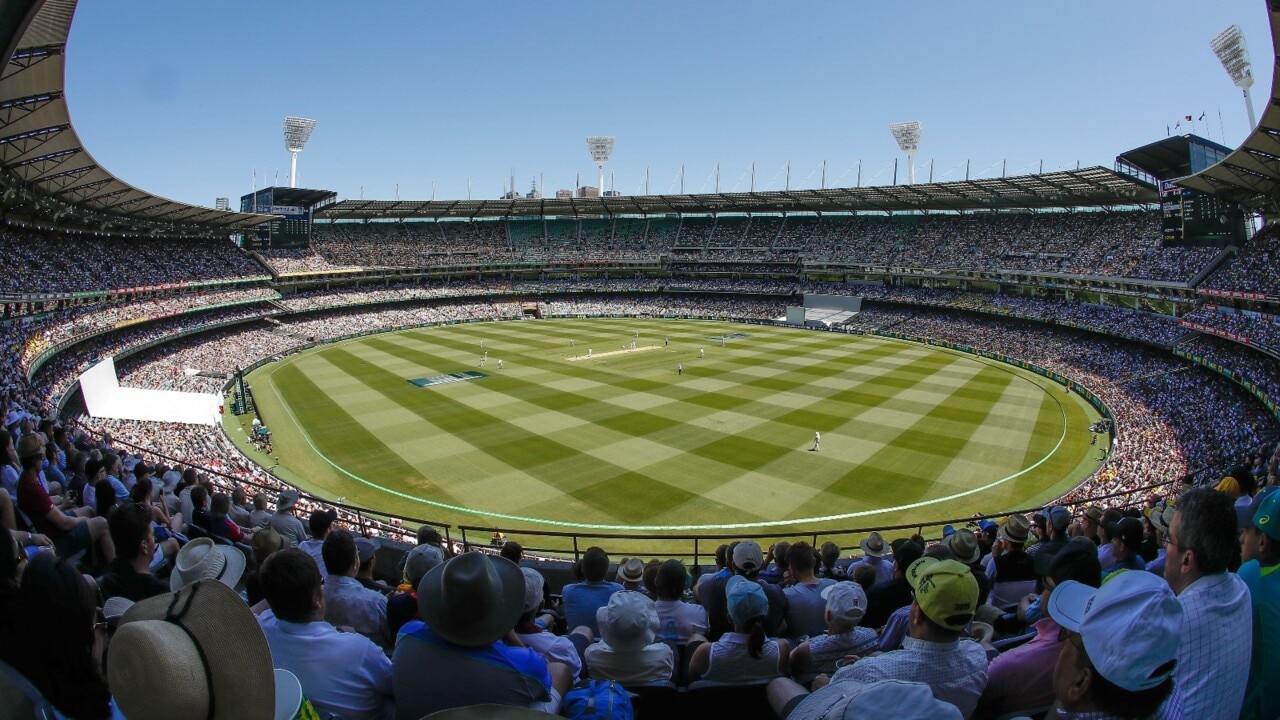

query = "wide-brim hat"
[[998, 513, 1031, 544], [419, 552, 524, 647], [942, 528, 981, 564], [15, 433, 44, 460], [109, 580, 277, 720], [596, 590, 658, 651], [859, 531, 887, 557], [171, 537, 247, 591], [276, 490, 299, 512]]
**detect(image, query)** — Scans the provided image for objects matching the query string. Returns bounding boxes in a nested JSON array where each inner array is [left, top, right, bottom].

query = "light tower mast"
[[586, 136, 615, 195], [1211, 25, 1257, 131], [889, 121, 922, 185], [283, 117, 317, 188]]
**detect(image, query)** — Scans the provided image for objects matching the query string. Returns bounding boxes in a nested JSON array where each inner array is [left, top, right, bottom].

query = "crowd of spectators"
[[1181, 306, 1280, 356], [1200, 221, 1280, 297], [0, 225, 269, 295]]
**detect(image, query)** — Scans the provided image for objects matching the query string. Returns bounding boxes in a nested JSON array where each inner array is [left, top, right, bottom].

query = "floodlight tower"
[[586, 136, 615, 195], [283, 117, 317, 188], [889, 121, 922, 184], [1211, 25, 1257, 131]]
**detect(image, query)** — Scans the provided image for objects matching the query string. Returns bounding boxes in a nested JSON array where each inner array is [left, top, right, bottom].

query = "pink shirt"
[[977, 616, 1063, 718]]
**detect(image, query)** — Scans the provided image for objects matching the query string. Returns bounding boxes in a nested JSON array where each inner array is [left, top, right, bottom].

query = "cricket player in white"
[[812, 432, 821, 452]]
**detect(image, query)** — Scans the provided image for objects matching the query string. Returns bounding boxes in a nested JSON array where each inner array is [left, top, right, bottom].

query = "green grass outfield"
[[225, 318, 1103, 539]]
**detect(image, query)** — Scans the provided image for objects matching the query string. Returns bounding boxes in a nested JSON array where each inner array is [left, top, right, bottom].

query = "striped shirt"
[[1166, 572, 1252, 720]]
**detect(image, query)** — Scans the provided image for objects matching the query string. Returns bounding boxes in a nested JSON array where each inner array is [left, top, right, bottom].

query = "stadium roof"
[[1175, 1, 1280, 209], [0, 0, 275, 236], [316, 167, 1157, 221], [1117, 134, 1234, 181]]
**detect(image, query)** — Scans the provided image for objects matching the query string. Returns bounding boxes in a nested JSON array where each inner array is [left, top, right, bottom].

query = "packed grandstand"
[[3, 1, 1280, 719]]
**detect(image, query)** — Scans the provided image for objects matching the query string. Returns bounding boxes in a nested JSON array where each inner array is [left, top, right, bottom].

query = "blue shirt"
[[392, 621, 550, 720], [561, 580, 622, 634], [324, 575, 391, 650], [259, 611, 394, 720]]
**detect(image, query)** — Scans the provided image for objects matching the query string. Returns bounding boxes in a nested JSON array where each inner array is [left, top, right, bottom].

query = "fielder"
[[812, 431, 821, 452]]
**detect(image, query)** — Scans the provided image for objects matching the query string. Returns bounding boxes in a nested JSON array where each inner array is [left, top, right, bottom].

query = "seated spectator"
[[862, 539, 922, 629], [209, 492, 254, 543], [616, 556, 646, 591], [323, 529, 391, 650], [517, 567, 588, 679], [585, 590, 676, 684], [850, 563, 877, 593], [759, 541, 789, 584], [770, 678, 962, 720], [984, 513, 1037, 612], [299, 508, 336, 578], [388, 544, 444, 636], [1027, 505, 1071, 559], [258, 549, 394, 720], [99, 502, 169, 602], [696, 540, 789, 640], [818, 541, 844, 580], [1162, 487, 1252, 718], [1079, 505, 1104, 545], [788, 581, 877, 677], [248, 491, 273, 528], [15, 434, 113, 564], [228, 486, 254, 529], [2, 552, 117, 719], [770, 557, 986, 718], [109, 579, 282, 720], [561, 546, 622, 635], [653, 558, 708, 643], [1101, 517, 1144, 577], [392, 552, 572, 717], [846, 532, 892, 585], [1144, 498, 1176, 575], [1238, 487, 1279, 720], [976, 539, 1101, 719], [270, 490, 308, 547], [355, 537, 392, 595], [1045, 570, 1181, 720], [169, 536, 246, 591], [943, 528, 990, 606], [688, 575, 790, 682], [782, 540, 835, 640], [500, 540, 523, 564], [244, 526, 286, 610]]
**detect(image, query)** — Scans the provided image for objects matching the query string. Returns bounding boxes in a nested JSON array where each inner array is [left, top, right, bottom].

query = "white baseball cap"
[[820, 581, 868, 625], [1047, 570, 1182, 692]]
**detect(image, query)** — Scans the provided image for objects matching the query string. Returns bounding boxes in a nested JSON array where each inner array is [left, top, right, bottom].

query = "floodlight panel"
[[1210, 25, 1253, 88], [284, 117, 317, 152], [586, 135, 616, 164], [889, 121, 922, 153]]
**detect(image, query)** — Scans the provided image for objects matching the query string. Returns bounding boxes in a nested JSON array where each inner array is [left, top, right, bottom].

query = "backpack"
[[562, 680, 634, 720]]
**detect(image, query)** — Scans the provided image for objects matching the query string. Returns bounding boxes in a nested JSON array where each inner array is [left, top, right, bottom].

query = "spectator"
[[270, 489, 308, 547], [696, 540, 789, 640], [585, 590, 676, 684], [228, 486, 254, 529], [1027, 505, 1071, 558], [322, 529, 391, 651], [653, 558, 708, 644], [976, 539, 1101, 719], [392, 552, 572, 717], [759, 541, 790, 584], [209, 492, 254, 544], [258, 549, 394, 720], [561, 546, 622, 635], [1079, 505, 1104, 545], [1045, 570, 1181, 720], [299, 508, 336, 578], [500, 540, 523, 564], [244, 526, 286, 610], [769, 557, 986, 718], [1235, 487, 1279, 720], [943, 528, 990, 606], [169, 536, 246, 591], [355, 537, 391, 595], [1162, 487, 1252, 718], [108, 580, 281, 720], [2, 553, 116, 719], [985, 513, 1036, 610], [1145, 498, 1177, 575], [787, 581, 878, 677], [99, 502, 168, 602], [847, 532, 892, 585], [862, 539, 923, 629], [249, 492, 272, 528], [850, 563, 877, 593], [516, 567, 588, 680], [388, 544, 445, 636], [1102, 517, 1145, 577], [616, 556, 645, 591], [769, 678, 962, 720], [688, 575, 790, 682], [818, 541, 844, 580], [782, 540, 835, 640], [14, 434, 113, 564]]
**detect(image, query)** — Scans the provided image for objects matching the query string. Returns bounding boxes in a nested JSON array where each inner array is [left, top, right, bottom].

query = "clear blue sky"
[[64, 1, 1271, 207]]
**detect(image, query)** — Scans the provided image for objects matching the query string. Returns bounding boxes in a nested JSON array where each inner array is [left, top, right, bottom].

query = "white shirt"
[[1167, 572, 1252, 720], [831, 635, 988, 719], [654, 599, 708, 643], [258, 611, 394, 720], [585, 641, 675, 684], [518, 628, 583, 679]]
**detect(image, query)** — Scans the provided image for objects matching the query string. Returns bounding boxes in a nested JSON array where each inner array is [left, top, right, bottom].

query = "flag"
[[1199, 112, 1206, 121], [1175, 121, 1181, 130], [1185, 115, 1193, 121]]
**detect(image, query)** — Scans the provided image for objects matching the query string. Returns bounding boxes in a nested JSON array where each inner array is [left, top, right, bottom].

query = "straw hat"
[[617, 557, 645, 584], [109, 580, 282, 720], [170, 537, 246, 591], [418, 552, 524, 647], [859, 532, 887, 558], [998, 514, 1031, 544], [942, 528, 981, 564]]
